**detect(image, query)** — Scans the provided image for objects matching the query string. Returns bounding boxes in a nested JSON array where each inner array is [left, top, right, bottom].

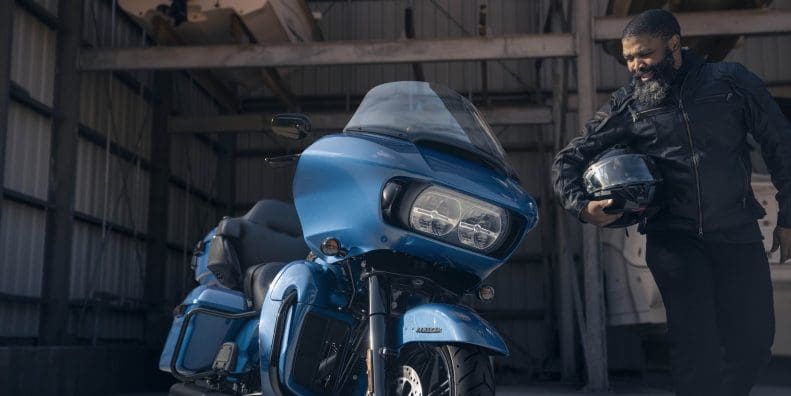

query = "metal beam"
[[16, 0, 59, 30], [39, 0, 83, 345], [576, 0, 609, 391], [169, 106, 553, 134], [78, 33, 577, 71], [595, 9, 791, 41]]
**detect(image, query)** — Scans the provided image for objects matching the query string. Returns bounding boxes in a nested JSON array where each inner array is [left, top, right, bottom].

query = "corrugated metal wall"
[[2, 2, 56, 340], [2, 0, 224, 342], [284, 0, 548, 97], [0, 201, 46, 338], [236, 157, 297, 207]]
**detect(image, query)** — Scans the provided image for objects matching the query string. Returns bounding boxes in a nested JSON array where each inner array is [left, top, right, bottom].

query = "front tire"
[[390, 344, 495, 396]]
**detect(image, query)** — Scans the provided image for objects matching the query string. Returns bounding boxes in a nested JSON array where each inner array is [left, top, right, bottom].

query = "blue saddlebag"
[[159, 286, 249, 374]]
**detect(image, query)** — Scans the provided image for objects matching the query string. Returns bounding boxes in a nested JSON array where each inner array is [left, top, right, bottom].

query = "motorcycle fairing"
[[294, 133, 538, 282], [395, 303, 509, 356], [258, 260, 361, 396]]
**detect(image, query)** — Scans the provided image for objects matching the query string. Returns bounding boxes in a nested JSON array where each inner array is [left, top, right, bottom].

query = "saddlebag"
[[158, 286, 255, 376]]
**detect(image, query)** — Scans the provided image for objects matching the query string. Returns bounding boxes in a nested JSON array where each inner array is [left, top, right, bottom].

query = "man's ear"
[[668, 34, 681, 51]]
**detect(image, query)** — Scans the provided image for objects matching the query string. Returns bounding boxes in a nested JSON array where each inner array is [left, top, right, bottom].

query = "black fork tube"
[[367, 274, 388, 395]]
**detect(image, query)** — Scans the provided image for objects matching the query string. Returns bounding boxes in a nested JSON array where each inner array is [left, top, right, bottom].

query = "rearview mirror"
[[270, 113, 311, 140]]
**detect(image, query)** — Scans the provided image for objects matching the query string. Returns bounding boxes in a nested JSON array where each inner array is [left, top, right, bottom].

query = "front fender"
[[395, 303, 509, 356]]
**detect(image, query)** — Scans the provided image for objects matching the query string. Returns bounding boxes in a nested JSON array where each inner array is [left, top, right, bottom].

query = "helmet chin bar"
[[602, 185, 660, 228]]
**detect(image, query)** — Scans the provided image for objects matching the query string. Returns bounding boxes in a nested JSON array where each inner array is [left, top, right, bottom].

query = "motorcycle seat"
[[234, 200, 308, 269], [244, 262, 287, 310], [207, 200, 308, 290]]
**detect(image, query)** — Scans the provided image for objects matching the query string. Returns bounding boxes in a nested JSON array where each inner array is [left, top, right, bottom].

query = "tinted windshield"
[[344, 81, 513, 176]]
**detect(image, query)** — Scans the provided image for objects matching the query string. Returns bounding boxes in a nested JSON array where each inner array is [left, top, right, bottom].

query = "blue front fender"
[[395, 303, 509, 356]]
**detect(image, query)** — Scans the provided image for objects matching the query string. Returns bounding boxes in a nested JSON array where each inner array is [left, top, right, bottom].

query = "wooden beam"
[[485, 105, 554, 125], [229, 14, 299, 111], [169, 106, 553, 134], [170, 114, 271, 134], [150, 16, 239, 112], [576, 0, 609, 391], [39, 0, 83, 345], [608, 0, 633, 16], [169, 113, 348, 134], [78, 33, 577, 71], [595, 9, 791, 41]]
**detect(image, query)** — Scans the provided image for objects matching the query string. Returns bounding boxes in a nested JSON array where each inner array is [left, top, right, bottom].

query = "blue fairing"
[[258, 260, 359, 396], [396, 303, 508, 356], [293, 133, 538, 281]]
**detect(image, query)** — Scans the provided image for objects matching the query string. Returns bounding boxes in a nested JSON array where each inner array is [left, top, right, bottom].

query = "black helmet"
[[582, 146, 662, 228]]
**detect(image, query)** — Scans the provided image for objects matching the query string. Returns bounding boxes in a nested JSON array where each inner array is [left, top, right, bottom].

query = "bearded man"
[[552, 9, 791, 396]]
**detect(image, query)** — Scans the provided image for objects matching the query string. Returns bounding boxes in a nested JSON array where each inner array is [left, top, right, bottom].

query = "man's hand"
[[581, 199, 623, 227], [770, 226, 791, 264]]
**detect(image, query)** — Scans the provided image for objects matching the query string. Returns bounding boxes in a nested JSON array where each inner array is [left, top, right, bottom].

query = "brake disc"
[[392, 365, 423, 396]]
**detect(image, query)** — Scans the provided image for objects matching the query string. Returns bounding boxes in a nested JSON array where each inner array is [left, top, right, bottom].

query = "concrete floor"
[[117, 384, 791, 395], [118, 358, 791, 396], [117, 386, 791, 395], [496, 385, 791, 395]]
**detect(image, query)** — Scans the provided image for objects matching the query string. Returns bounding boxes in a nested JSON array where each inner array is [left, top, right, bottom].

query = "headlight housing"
[[385, 182, 511, 254]]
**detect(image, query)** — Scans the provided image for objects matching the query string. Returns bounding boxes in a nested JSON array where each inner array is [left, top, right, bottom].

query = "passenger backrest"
[[207, 200, 309, 290]]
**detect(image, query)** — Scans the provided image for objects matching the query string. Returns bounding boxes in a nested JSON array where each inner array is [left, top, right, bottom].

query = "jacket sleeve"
[[732, 63, 791, 228], [552, 93, 632, 221]]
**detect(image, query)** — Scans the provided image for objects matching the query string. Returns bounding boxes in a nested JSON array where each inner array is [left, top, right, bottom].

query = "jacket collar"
[[675, 48, 705, 85]]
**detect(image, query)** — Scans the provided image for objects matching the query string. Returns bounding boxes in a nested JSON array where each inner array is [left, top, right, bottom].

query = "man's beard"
[[631, 48, 677, 108]]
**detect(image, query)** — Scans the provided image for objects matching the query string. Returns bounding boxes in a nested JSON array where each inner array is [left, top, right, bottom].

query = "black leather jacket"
[[553, 50, 791, 239]]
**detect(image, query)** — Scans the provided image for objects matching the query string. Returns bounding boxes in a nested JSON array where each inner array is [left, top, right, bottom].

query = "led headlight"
[[457, 204, 505, 250], [409, 189, 461, 236], [408, 186, 508, 252]]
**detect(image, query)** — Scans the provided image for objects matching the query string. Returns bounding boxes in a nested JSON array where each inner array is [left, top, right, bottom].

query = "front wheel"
[[390, 344, 494, 396]]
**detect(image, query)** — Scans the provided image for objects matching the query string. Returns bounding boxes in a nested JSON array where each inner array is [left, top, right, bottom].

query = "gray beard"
[[632, 78, 671, 108]]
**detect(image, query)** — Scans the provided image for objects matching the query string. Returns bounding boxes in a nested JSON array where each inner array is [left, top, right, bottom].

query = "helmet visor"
[[583, 154, 658, 192]]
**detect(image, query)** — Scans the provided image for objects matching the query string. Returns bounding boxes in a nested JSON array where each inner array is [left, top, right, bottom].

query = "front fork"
[[367, 273, 389, 396]]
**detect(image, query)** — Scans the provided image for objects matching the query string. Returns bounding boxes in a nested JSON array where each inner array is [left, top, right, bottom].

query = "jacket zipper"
[[678, 80, 704, 238], [740, 156, 750, 208], [694, 92, 733, 104], [631, 106, 675, 122]]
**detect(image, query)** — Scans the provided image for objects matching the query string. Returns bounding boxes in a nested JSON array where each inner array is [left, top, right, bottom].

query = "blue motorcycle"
[[159, 81, 539, 396]]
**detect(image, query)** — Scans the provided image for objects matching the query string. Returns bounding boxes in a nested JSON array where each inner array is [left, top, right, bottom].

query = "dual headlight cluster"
[[383, 183, 510, 254]]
